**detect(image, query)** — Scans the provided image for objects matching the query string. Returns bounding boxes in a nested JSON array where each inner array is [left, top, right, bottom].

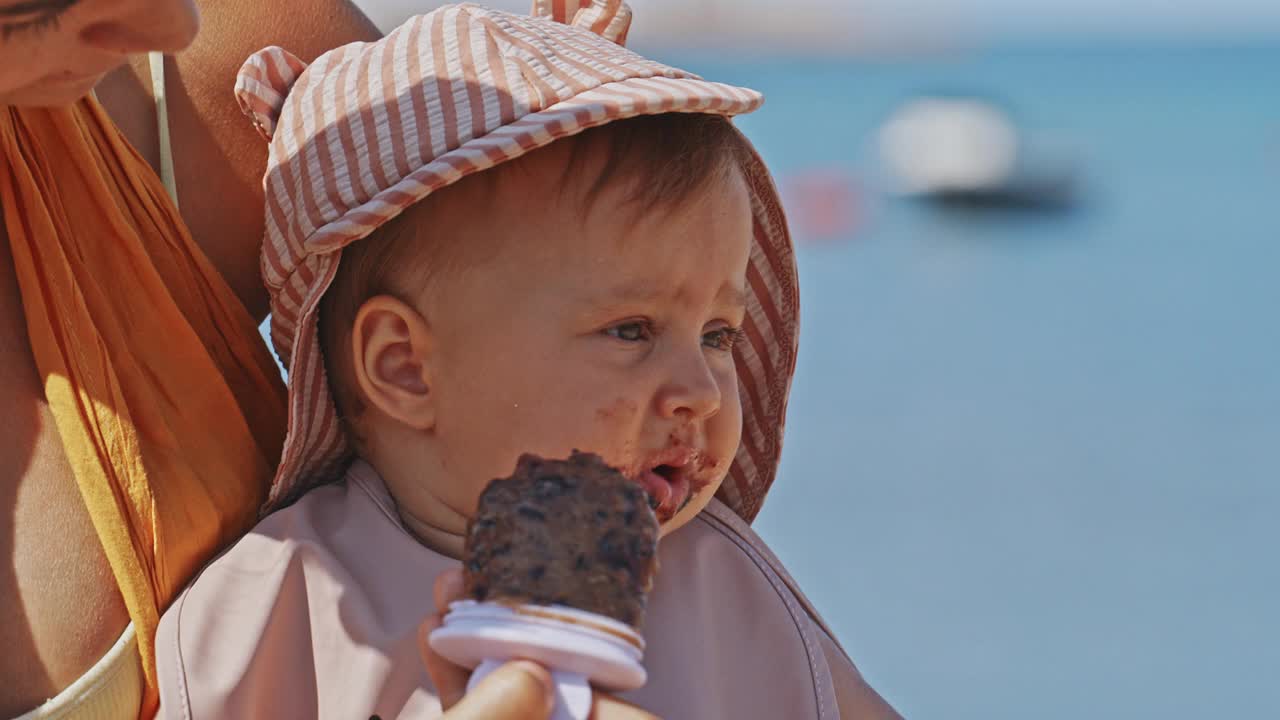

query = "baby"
[[155, 2, 900, 718]]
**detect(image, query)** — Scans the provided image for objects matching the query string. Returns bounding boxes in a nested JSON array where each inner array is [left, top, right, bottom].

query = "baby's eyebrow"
[[583, 281, 747, 312], [581, 281, 666, 310], [618, 280, 668, 302], [718, 285, 748, 311]]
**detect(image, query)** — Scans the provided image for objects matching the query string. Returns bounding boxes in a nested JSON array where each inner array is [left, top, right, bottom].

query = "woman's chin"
[[5, 73, 107, 108]]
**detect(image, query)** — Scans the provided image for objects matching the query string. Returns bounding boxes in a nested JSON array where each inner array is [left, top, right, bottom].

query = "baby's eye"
[[703, 326, 745, 352], [604, 320, 652, 343]]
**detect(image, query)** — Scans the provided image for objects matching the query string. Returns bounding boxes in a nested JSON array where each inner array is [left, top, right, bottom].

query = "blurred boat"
[[878, 96, 1077, 211]]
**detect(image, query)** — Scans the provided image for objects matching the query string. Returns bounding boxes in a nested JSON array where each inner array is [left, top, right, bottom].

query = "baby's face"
[[418, 157, 753, 536]]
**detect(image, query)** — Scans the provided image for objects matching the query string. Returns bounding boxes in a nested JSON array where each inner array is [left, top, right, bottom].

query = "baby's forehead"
[[381, 115, 753, 303]]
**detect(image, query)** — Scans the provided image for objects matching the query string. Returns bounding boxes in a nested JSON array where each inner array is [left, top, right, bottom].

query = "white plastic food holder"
[[429, 600, 647, 720]]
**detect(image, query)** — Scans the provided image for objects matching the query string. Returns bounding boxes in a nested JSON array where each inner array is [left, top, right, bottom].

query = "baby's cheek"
[[589, 397, 640, 464], [710, 380, 744, 458], [594, 397, 639, 425]]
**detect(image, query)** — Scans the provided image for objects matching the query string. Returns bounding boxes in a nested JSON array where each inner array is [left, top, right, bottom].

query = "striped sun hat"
[[235, 0, 798, 523]]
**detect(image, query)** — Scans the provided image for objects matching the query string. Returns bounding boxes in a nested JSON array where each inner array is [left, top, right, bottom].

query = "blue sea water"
[[257, 41, 1280, 719], [667, 43, 1280, 719]]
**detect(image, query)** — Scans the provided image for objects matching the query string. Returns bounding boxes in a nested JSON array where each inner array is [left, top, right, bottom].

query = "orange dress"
[[1, 96, 286, 717]]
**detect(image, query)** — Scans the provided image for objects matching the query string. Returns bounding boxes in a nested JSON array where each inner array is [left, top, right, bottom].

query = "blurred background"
[[298, 1, 1280, 716]]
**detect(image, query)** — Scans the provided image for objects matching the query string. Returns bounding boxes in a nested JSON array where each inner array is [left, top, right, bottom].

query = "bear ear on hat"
[[234, 46, 310, 142], [531, 0, 633, 46]]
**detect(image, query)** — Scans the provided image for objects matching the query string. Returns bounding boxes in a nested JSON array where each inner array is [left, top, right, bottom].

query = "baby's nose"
[[655, 353, 722, 421]]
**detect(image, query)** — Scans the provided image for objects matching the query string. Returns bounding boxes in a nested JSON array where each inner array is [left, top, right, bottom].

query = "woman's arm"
[[97, 0, 380, 320]]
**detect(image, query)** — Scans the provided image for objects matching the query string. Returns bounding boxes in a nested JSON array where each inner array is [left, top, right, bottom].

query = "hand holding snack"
[[421, 569, 660, 720], [428, 453, 660, 720]]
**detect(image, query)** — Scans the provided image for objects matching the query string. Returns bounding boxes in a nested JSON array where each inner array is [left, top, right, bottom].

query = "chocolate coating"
[[463, 452, 660, 628]]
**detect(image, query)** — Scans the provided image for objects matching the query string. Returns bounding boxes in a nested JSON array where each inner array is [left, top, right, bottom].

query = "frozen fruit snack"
[[463, 452, 660, 629]]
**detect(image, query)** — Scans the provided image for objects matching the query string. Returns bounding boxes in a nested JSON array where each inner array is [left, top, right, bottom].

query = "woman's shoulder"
[[98, 0, 381, 318]]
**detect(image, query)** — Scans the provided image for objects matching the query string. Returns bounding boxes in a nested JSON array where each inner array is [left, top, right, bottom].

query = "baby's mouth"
[[635, 464, 692, 523], [629, 447, 711, 523]]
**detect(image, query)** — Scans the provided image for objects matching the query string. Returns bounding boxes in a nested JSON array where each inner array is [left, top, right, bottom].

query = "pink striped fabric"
[[236, 0, 798, 523]]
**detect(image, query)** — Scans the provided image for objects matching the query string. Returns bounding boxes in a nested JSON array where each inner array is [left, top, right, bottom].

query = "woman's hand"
[[419, 569, 659, 720]]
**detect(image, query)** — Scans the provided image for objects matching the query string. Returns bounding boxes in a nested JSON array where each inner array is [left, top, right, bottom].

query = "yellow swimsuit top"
[[0, 54, 287, 718]]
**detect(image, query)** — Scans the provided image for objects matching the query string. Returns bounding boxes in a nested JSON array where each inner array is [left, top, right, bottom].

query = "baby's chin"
[[657, 482, 723, 538]]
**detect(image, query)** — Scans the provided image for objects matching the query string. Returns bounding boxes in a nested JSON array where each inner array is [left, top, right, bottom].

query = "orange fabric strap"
[[0, 97, 286, 717]]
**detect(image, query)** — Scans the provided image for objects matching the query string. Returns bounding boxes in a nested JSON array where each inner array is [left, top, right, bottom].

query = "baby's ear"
[[234, 46, 310, 141], [352, 295, 436, 432]]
